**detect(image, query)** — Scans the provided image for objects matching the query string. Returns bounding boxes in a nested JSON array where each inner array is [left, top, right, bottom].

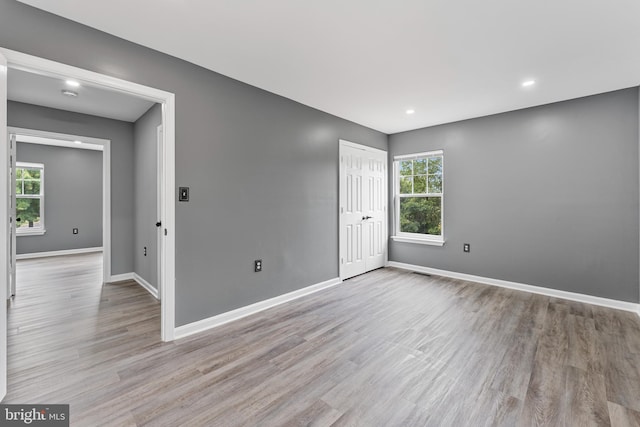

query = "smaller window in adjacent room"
[[15, 162, 45, 235], [393, 150, 444, 245]]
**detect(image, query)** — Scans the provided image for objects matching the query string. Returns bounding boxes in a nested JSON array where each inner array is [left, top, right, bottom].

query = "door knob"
[[362, 216, 372, 220]]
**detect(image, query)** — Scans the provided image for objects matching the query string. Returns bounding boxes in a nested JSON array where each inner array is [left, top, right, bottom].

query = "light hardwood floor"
[[5, 253, 640, 426]]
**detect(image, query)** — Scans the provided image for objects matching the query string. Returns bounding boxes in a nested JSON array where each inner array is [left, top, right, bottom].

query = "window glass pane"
[[399, 160, 413, 176], [428, 156, 442, 174], [23, 181, 41, 195], [413, 175, 427, 193], [16, 198, 41, 229], [400, 197, 441, 236], [15, 169, 22, 179], [414, 158, 427, 175], [400, 176, 413, 194], [25, 169, 41, 179], [428, 175, 442, 193], [16, 181, 22, 195]]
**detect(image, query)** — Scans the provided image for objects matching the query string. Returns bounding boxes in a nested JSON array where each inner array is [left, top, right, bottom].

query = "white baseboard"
[[387, 261, 640, 314], [175, 277, 342, 340], [107, 272, 159, 300], [16, 246, 102, 260], [108, 272, 134, 282], [133, 273, 159, 300]]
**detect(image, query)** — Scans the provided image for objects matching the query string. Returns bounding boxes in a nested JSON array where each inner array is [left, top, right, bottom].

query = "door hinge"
[[164, 229, 168, 236], [341, 258, 344, 264], [340, 207, 344, 214]]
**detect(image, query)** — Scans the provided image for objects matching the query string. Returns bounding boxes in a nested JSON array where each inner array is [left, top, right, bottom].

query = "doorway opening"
[[8, 128, 110, 296], [0, 48, 176, 400]]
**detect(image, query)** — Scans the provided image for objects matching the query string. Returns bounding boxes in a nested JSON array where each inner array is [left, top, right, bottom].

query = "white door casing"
[[156, 124, 163, 300], [339, 140, 387, 280], [9, 134, 16, 297], [1, 50, 8, 401]]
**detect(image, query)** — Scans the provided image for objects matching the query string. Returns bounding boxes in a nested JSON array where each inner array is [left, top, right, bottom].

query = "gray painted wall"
[[389, 88, 640, 303], [15, 142, 102, 254], [8, 101, 135, 275], [133, 104, 161, 289], [0, 1, 388, 326]]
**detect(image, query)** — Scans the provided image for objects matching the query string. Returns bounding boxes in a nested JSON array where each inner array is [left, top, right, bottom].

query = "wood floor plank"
[[5, 256, 640, 426], [608, 401, 640, 427]]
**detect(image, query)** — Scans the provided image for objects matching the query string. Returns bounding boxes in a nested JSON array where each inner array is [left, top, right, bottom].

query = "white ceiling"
[[18, 0, 640, 134], [8, 67, 155, 122]]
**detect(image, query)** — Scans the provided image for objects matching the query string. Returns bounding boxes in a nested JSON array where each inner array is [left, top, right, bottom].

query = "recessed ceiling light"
[[74, 140, 82, 145], [406, 109, 415, 115], [65, 80, 80, 87], [522, 80, 536, 87], [61, 89, 78, 97]]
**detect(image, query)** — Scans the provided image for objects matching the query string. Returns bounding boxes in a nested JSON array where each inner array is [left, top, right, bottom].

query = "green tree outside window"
[[397, 154, 443, 237], [15, 164, 44, 230]]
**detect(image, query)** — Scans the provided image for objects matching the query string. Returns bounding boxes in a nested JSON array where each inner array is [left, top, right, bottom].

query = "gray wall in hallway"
[[15, 142, 102, 255], [133, 104, 161, 290], [8, 101, 135, 275], [388, 88, 640, 303], [0, 1, 388, 326]]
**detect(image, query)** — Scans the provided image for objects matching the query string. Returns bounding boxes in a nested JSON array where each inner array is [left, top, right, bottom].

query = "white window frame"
[[15, 161, 45, 236], [392, 150, 444, 246]]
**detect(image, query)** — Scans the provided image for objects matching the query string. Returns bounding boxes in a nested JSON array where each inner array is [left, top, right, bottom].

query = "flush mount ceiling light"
[[406, 109, 415, 115], [521, 80, 536, 87], [74, 140, 82, 144], [61, 89, 78, 97], [65, 79, 80, 87]]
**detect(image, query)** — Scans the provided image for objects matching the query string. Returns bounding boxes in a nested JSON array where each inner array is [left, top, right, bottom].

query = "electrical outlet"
[[254, 259, 262, 272], [144, 246, 147, 256], [463, 243, 471, 253], [73, 228, 78, 234]]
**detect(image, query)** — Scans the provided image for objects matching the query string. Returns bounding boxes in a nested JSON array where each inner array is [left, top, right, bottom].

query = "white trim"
[[15, 228, 46, 236], [11, 127, 109, 149], [175, 277, 342, 340], [16, 246, 102, 260], [388, 261, 640, 313], [1, 50, 8, 401], [156, 124, 163, 302], [14, 161, 43, 169], [339, 139, 387, 154], [108, 272, 134, 282], [394, 149, 444, 160], [390, 236, 445, 246], [133, 273, 159, 300], [15, 134, 103, 151], [1, 48, 176, 343], [9, 133, 16, 297], [160, 96, 176, 341]]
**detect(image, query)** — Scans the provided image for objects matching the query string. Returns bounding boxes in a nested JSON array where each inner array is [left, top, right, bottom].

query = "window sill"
[[391, 236, 445, 246], [17, 229, 46, 237]]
